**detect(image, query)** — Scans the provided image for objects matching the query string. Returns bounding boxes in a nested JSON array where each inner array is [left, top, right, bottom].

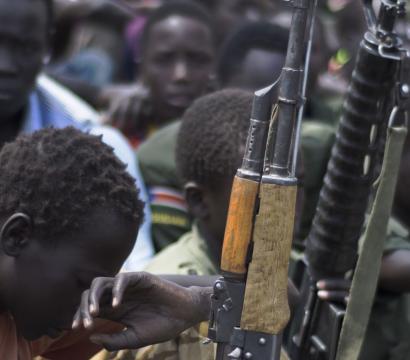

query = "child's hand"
[[99, 84, 152, 134], [316, 278, 351, 304], [72, 272, 212, 351]]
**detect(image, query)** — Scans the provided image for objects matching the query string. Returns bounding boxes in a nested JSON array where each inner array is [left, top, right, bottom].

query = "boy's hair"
[[140, 0, 215, 56], [0, 127, 144, 240], [176, 89, 253, 188], [217, 22, 289, 86]]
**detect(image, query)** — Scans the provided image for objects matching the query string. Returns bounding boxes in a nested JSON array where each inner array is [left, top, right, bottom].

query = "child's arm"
[[379, 249, 410, 293], [74, 272, 212, 351], [73, 272, 300, 352], [33, 271, 207, 359]]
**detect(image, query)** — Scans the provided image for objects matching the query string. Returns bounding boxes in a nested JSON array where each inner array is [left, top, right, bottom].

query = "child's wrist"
[[188, 286, 213, 324]]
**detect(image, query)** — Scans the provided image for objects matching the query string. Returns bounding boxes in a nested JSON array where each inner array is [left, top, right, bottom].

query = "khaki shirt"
[[144, 225, 217, 276], [137, 121, 191, 252]]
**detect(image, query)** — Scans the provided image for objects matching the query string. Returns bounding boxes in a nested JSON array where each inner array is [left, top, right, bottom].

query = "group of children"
[[0, 0, 409, 359]]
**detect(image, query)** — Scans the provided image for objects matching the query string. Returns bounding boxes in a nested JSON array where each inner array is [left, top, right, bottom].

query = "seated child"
[[0, 127, 144, 359]]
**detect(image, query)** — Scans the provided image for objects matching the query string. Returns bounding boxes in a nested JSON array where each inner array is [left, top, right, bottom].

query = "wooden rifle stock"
[[208, 85, 278, 359], [221, 176, 259, 276], [238, 0, 313, 338], [220, 88, 278, 277]]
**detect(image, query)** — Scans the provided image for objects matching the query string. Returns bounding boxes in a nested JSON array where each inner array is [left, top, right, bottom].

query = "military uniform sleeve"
[[138, 120, 192, 251]]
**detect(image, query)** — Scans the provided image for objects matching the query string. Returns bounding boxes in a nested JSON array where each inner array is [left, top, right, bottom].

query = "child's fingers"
[[89, 277, 114, 316], [318, 290, 349, 304], [72, 307, 81, 329], [316, 278, 351, 290], [80, 290, 93, 329], [112, 274, 129, 308]]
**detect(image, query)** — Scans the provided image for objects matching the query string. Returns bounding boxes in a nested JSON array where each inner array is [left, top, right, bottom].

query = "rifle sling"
[[335, 124, 407, 360]]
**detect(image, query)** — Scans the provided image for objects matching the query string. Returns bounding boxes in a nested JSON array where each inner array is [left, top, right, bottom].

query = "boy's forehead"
[[57, 208, 137, 271], [72, 207, 136, 244], [148, 15, 212, 45]]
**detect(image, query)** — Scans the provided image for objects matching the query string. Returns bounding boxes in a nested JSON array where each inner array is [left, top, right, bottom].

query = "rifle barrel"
[[268, 0, 310, 177]]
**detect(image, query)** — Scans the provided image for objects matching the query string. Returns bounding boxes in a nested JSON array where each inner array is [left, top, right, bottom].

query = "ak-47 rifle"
[[289, 1, 410, 359], [207, 0, 318, 358]]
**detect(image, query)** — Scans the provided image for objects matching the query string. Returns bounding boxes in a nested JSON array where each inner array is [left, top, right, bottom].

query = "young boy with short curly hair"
[[0, 127, 144, 359]]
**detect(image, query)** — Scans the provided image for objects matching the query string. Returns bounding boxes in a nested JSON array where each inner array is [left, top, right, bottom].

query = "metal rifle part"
[[266, 0, 311, 180], [291, 0, 318, 176], [239, 82, 280, 181], [306, 0, 405, 281], [289, 1, 409, 359], [290, 259, 345, 360], [228, 329, 282, 360], [218, 82, 278, 279], [228, 1, 317, 360], [208, 278, 246, 359], [210, 84, 278, 359], [210, 0, 319, 357]]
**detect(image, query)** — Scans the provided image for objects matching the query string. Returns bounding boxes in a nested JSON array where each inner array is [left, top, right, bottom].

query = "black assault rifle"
[[207, 0, 318, 359], [288, 1, 410, 359]]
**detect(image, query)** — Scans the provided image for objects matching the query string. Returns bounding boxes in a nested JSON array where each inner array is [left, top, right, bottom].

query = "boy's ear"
[[0, 213, 32, 257], [184, 182, 209, 220]]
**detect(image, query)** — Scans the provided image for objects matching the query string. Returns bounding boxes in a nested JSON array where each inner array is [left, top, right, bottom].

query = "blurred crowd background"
[[48, 0, 376, 134], [44, 0, 410, 260], [5, 2, 410, 358], [47, 0, 410, 138]]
